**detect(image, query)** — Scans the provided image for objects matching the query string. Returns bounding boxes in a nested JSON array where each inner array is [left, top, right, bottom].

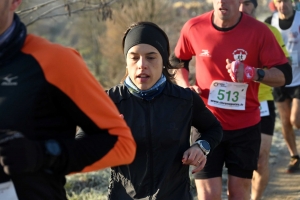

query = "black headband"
[[123, 24, 169, 65]]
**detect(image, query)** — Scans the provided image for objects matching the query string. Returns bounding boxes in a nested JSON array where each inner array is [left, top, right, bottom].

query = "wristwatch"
[[44, 140, 61, 170], [256, 69, 265, 82], [45, 140, 61, 156], [193, 140, 210, 156]]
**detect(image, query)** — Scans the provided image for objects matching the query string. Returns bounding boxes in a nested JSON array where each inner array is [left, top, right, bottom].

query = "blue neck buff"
[[124, 75, 166, 101], [0, 21, 15, 46], [0, 14, 27, 64]]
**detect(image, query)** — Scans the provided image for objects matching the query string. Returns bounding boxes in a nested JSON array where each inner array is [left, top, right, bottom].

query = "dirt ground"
[[214, 129, 300, 200], [262, 131, 300, 200]]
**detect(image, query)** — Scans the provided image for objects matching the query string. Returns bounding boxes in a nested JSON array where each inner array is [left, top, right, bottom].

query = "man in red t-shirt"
[[172, 0, 292, 198]]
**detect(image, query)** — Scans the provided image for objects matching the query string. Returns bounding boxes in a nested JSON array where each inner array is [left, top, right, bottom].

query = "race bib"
[[290, 51, 298, 68], [260, 101, 270, 117], [208, 80, 248, 110], [0, 181, 18, 200]]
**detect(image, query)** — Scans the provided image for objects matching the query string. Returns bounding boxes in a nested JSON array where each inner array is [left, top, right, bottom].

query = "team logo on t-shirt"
[[288, 31, 299, 45], [232, 49, 247, 61], [289, 31, 298, 39]]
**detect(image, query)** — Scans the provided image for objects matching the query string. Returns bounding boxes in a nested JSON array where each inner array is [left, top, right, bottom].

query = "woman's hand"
[[182, 145, 207, 174]]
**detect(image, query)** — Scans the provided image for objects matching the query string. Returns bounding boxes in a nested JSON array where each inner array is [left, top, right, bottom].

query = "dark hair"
[[121, 21, 177, 83]]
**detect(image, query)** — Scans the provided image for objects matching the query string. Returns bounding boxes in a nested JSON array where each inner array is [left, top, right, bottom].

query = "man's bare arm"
[[175, 67, 190, 87], [258, 67, 285, 87]]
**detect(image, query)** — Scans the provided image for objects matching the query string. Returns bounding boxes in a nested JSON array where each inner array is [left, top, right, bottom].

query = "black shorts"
[[260, 101, 276, 136], [273, 85, 300, 102], [193, 123, 261, 179]]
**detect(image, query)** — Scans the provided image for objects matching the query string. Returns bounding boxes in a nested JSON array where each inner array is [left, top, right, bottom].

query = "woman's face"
[[126, 43, 163, 90]]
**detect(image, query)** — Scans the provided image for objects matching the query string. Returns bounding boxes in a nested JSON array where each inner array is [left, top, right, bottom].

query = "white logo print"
[[1, 75, 18, 86], [200, 50, 211, 57], [232, 49, 248, 61]]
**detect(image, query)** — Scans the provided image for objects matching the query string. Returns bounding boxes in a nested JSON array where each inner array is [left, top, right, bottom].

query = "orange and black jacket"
[[0, 14, 136, 200]]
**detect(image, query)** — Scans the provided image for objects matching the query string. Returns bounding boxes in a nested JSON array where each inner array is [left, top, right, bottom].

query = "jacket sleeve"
[[22, 35, 136, 174], [190, 91, 223, 152]]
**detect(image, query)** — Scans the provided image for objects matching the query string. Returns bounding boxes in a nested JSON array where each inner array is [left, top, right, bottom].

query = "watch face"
[[201, 141, 210, 150], [46, 140, 61, 156], [258, 69, 265, 78]]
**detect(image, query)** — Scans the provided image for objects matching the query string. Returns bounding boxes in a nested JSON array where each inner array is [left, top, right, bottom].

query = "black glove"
[[0, 131, 45, 175]]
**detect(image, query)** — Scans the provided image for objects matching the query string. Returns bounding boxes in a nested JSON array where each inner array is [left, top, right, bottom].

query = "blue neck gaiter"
[[124, 75, 166, 101]]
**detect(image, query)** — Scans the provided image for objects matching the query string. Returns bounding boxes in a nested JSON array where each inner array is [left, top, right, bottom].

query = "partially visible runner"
[[0, 0, 136, 199], [265, 0, 300, 173], [240, 0, 290, 199], [172, 0, 293, 198]]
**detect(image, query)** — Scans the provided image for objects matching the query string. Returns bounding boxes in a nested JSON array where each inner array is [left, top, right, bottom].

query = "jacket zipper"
[[146, 101, 153, 200]]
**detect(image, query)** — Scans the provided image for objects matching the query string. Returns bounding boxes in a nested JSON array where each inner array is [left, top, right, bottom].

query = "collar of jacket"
[[108, 81, 193, 105], [124, 74, 166, 101], [0, 14, 27, 64]]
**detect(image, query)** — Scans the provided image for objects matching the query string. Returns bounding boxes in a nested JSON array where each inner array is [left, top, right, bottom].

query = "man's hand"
[[226, 59, 256, 83], [0, 131, 44, 175], [182, 145, 207, 174], [188, 85, 202, 94]]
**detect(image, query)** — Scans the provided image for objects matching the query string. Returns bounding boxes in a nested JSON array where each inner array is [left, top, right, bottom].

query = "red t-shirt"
[[175, 11, 288, 130]]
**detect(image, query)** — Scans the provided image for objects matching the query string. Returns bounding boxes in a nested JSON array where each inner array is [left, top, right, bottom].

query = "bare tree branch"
[[18, 0, 120, 26], [16, 0, 58, 15]]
